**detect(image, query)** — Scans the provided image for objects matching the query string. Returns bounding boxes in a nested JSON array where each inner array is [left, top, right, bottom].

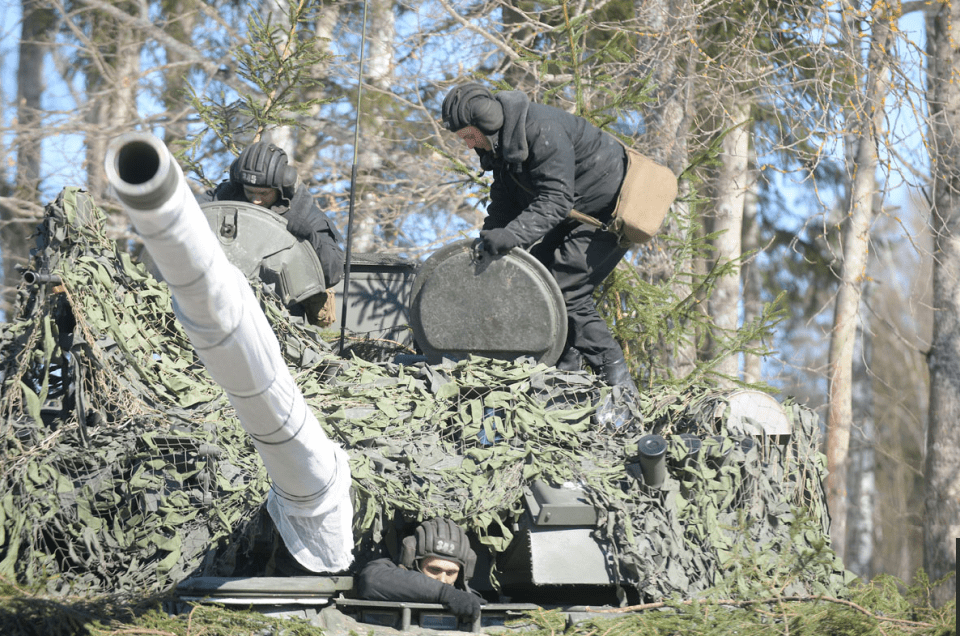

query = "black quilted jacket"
[[480, 91, 626, 246]]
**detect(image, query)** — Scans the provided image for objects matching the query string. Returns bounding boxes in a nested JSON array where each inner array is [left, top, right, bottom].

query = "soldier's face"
[[243, 186, 280, 208], [455, 126, 491, 151], [420, 556, 461, 586]]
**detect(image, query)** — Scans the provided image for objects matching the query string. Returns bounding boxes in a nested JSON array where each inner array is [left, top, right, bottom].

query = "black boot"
[[601, 358, 640, 398], [595, 357, 641, 430], [556, 347, 584, 372]]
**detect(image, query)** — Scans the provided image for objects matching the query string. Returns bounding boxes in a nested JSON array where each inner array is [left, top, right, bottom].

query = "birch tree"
[[923, 0, 960, 605], [741, 149, 763, 384], [3, 0, 55, 313], [75, 3, 142, 201], [350, 0, 397, 253], [825, 0, 894, 561], [709, 103, 750, 386]]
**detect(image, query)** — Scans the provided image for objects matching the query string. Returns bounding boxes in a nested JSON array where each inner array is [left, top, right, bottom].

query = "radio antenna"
[[338, 0, 369, 354]]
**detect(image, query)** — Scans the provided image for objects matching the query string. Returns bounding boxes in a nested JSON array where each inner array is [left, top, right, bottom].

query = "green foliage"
[[501, 9, 658, 128], [2, 570, 951, 636], [0, 593, 329, 636], [597, 216, 787, 389], [177, 0, 334, 186]]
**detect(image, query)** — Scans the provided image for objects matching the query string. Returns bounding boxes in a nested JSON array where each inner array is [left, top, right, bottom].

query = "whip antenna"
[[338, 0, 369, 354]]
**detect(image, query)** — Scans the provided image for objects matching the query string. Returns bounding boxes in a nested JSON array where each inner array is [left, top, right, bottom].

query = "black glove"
[[285, 207, 314, 239], [478, 228, 520, 256], [437, 585, 482, 622]]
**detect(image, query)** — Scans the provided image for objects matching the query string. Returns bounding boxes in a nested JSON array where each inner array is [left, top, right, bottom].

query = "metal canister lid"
[[637, 434, 668, 459], [409, 240, 567, 365]]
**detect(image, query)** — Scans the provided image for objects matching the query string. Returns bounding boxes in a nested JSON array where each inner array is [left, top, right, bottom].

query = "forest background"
[[0, 0, 956, 609]]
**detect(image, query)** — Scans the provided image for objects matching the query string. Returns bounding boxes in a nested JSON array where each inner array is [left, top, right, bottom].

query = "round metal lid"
[[143, 201, 326, 306], [719, 390, 792, 439], [638, 434, 667, 459], [410, 239, 567, 365]]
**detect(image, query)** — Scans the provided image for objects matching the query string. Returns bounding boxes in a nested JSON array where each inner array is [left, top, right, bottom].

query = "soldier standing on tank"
[[440, 82, 640, 400], [357, 517, 483, 623], [201, 141, 345, 326]]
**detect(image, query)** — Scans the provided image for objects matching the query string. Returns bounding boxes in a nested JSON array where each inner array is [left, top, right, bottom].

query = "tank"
[[0, 136, 849, 631]]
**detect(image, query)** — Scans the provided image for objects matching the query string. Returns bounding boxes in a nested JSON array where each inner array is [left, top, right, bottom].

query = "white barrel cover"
[[105, 133, 353, 573]]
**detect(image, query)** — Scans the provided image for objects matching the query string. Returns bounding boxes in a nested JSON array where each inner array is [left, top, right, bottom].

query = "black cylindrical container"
[[637, 434, 668, 488]]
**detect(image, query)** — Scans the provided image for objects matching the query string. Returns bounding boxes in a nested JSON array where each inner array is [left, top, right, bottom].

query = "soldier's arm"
[[284, 188, 345, 287], [356, 558, 448, 603]]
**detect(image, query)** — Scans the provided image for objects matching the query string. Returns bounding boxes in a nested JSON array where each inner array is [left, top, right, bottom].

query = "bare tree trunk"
[[82, 9, 140, 201], [300, 0, 339, 145], [709, 102, 750, 386], [637, 0, 696, 377], [336, 0, 396, 252], [826, 0, 890, 562], [500, 0, 537, 87], [847, 311, 876, 578], [14, 1, 49, 196], [295, 1, 340, 219], [352, 0, 395, 253], [923, 0, 960, 606], [5, 0, 55, 312], [847, 420, 877, 577], [741, 147, 762, 384], [260, 0, 296, 153], [159, 0, 198, 146]]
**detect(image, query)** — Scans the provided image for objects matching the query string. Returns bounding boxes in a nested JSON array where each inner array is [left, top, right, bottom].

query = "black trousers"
[[529, 220, 629, 371]]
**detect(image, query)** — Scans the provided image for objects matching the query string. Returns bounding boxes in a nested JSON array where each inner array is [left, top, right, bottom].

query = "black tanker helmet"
[[441, 83, 504, 135], [400, 517, 477, 584], [229, 141, 298, 200]]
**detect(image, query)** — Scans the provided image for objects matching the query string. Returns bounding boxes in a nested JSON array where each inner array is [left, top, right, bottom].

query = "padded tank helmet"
[[441, 83, 503, 135], [400, 517, 477, 582], [229, 142, 298, 200]]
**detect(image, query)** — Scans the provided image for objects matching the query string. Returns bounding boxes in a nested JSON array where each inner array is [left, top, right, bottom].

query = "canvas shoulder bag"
[[568, 145, 678, 245]]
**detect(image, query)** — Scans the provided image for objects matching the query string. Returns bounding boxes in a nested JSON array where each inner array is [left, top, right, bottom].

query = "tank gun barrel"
[[104, 132, 354, 573], [22, 271, 62, 285], [104, 134, 181, 212]]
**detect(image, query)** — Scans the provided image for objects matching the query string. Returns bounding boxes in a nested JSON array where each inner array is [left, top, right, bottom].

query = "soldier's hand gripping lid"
[[477, 227, 520, 256]]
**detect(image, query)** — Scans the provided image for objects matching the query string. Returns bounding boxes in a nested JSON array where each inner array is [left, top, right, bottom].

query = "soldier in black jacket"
[[201, 142, 345, 324], [441, 83, 639, 398], [357, 518, 483, 622]]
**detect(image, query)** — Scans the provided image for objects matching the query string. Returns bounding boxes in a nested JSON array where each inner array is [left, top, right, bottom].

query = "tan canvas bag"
[[302, 288, 337, 328], [608, 146, 677, 243], [568, 145, 678, 245]]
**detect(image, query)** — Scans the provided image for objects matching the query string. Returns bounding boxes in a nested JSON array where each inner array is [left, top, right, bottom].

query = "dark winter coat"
[[480, 91, 627, 246], [356, 557, 460, 602], [201, 180, 345, 288]]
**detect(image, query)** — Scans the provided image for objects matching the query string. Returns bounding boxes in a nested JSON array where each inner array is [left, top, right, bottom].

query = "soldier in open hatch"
[[201, 141, 345, 325], [357, 517, 484, 622], [441, 83, 640, 400]]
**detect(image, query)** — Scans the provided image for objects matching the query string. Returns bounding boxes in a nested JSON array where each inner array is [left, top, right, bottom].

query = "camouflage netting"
[[0, 188, 851, 600]]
